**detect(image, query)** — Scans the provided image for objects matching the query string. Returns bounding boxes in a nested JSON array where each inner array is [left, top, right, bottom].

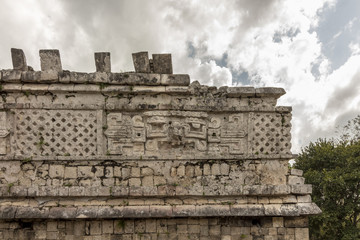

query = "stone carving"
[[145, 112, 208, 153], [5, 109, 292, 157], [13, 110, 98, 156], [252, 113, 292, 155], [104, 113, 145, 155], [0, 112, 9, 155], [208, 114, 248, 155], [104, 111, 254, 156]]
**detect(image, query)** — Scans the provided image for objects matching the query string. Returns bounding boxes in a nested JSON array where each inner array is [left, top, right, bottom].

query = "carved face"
[[170, 121, 183, 137]]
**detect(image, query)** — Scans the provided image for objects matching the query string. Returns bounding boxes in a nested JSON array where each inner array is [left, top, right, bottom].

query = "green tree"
[[295, 116, 360, 240]]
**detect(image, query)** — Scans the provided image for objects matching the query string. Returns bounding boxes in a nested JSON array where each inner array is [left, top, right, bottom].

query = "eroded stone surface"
[[153, 54, 173, 74], [11, 48, 27, 71], [132, 52, 150, 73], [95, 52, 111, 72], [39, 49, 62, 72], [0, 217, 310, 239]]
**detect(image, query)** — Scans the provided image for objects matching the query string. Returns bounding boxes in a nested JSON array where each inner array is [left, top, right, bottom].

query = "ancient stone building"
[[0, 49, 321, 239]]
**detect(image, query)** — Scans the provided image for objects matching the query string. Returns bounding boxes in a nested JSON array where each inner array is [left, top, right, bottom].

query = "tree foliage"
[[295, 115, 360, 240]]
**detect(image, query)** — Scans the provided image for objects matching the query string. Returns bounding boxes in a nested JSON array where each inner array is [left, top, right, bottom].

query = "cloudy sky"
[[1, 0, 359, 153]]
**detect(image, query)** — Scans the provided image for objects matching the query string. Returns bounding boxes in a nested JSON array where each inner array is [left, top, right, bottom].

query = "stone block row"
[[0, 217, 310, 240], [0, 160, 292, 189], [0, 94, 292, 119], [0, 195, 313, 210], [0, 78, 287, 101], [0, 70, 190, 86], [0, 184, 313, 198], [0, 202, 321, 219]]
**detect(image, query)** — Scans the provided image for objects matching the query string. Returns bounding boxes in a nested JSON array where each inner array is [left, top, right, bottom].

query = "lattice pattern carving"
[[251, 113, 291, 155], [13, 110, 98, 156]]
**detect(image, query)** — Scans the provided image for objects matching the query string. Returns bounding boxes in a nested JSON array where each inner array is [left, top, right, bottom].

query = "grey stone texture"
[[0, 217, 310, 239], [132, 52, 150, 73], [152, 54, 173, 74], [0, 49, 320, 239], [39, 49, 62, 72], [95, 52, 111, 72], [11, 48, 27, 71]]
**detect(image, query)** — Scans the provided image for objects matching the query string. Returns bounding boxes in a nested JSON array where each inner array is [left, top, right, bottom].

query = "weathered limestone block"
[[290, 185, 312, 195], [297, 195, 311, 203], [297, 203, 322, 215], [21, 71, 41, 82], [255, 87, 286, 98], [153, 54, 173, 74], [1, 70, 22, 82], [283, 195, 297, 203], [87, 72, 110, 83], [95, 52, 111, 72], [295, 228, 309, 240], [63, 71, 88, 83], [39, 49, 62, 72], [132, 52, 150, 73], [110, 72, 161, 85], [288, 176, 305, 185], [160, 74, 190, 86], [11, 48, 27, 71], [226, 87, 255, 97], [40, 70, 59, 82], [291, 169, 303, 176], [21, 83, 49, 92]]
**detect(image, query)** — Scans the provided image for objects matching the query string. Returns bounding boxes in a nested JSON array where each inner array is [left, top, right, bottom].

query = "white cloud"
[[349, 42, 360, 55]]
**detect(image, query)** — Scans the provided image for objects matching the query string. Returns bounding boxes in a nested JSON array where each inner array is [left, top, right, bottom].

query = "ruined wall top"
[[1, 48, 286, 99]]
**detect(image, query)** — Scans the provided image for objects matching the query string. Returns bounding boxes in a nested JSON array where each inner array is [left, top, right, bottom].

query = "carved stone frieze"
[[103, 111, 291, 157], [12, 109, 100, 156], [0, 112, 9, 155], [104, 113, 145, 155], [104, 111, 251, 156]]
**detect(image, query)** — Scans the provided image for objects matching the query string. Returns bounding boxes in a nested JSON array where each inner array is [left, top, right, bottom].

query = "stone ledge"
[[0, 154, 294, 161], [1, 70, 189, 86], [0, 81, 286, 99], [255, 88, 286, 98], [0, 184, 313, 197], [0, 102, 288, 113], [275, 106, 292, 113], [0, 203, 321, 219]]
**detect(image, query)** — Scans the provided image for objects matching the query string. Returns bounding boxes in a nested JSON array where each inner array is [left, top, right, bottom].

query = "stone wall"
[[0, 49, 320, 239], [0, 217, 309, 240]]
